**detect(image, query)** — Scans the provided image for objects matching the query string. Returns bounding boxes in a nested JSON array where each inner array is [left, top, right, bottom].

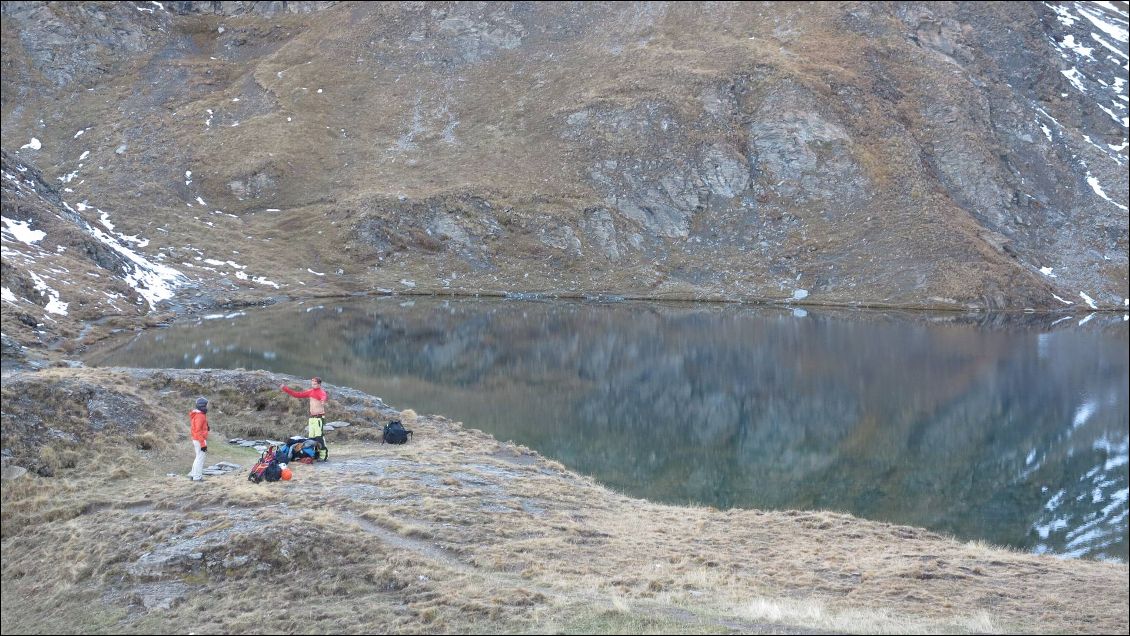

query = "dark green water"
[[85, 297, 1130, 561]]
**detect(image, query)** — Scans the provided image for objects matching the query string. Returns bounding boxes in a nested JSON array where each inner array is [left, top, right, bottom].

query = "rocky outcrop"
[[748, 85, 866, 205], [166, 2, 338, 17]]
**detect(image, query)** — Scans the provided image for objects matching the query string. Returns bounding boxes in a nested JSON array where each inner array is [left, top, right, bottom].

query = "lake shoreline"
[[1, 365, 1127, 634], [80, 295, 1130, 562]]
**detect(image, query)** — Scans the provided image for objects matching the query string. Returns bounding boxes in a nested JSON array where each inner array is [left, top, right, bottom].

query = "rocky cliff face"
[[2, 1, 1128, 349]]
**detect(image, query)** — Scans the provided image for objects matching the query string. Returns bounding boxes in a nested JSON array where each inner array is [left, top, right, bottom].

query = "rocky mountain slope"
[[2, 1, 1128, 354]]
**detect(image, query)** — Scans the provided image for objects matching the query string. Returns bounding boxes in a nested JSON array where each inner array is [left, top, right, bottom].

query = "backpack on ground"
[[248, 445, 280, 484], [264, 462, 282, 482], [382, 420, 413, 445], [287, 435, 328, 462]]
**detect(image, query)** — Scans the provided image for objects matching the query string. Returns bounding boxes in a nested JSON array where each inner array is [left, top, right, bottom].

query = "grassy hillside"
[[2, 3, 1127, 362], [1, 367, 1126, 634]]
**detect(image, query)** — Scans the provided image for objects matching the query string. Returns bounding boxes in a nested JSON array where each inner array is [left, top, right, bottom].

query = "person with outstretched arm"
[[280, 376, 328, 454], [189, 397, 210, 482]]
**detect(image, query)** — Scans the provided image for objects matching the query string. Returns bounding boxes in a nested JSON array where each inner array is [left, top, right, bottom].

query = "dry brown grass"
[[2, 367, 1127, 634]]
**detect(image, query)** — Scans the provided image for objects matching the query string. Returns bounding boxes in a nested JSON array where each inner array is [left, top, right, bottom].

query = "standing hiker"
[[280, 376, 328, 453], [189, 397, 210, 482]]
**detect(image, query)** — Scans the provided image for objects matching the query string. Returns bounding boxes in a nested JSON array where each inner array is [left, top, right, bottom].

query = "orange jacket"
[[190, 409, 209, 443]]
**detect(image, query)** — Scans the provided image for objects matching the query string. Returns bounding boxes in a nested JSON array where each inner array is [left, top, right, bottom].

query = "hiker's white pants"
[[190, 440, 206, 479]]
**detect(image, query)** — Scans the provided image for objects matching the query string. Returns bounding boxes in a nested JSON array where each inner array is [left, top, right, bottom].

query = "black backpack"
[[264, 462, 282, 482], [382, 420, 413, 445]]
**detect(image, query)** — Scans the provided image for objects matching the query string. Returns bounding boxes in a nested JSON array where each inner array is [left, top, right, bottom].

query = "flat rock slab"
[[1, 464, 28, 480], [202, 462, 242, 475]]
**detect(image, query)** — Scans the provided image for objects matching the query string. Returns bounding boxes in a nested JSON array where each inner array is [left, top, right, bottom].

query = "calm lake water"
[[85, 297, 1130, 561]]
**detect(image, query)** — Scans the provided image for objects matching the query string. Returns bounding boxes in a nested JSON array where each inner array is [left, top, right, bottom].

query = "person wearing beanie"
[[189, 397, 210, 481]]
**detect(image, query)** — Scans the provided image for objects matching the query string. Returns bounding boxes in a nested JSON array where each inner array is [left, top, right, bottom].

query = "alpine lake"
[[84, 296, 1130, 562]]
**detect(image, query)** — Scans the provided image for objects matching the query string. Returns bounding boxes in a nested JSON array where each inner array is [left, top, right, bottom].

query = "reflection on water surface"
[[86, 298, 1130, 561]]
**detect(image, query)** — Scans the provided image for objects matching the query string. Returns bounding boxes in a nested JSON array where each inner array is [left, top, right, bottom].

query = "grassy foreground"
[[1, 367, 1126, 634]]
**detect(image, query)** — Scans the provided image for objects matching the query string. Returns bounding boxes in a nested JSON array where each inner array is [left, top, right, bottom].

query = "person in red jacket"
[[281, 376, 328, 453], [189, 397, 210, 482]]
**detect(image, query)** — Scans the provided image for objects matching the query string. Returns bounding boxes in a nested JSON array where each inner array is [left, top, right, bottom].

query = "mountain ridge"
[[2, 1, 1128, 356]]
